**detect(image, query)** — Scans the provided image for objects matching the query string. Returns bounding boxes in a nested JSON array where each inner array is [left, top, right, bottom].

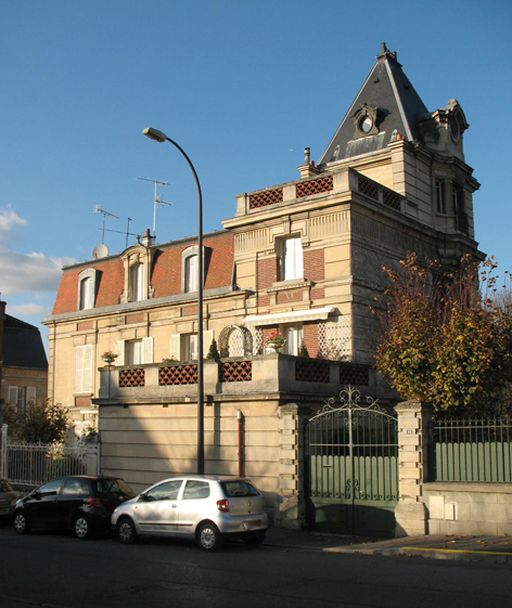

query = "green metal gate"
[[305, 387, 398, 537]]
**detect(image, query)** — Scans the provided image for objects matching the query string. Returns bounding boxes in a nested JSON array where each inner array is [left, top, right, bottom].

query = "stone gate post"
[[276, 403, 306, 529], [394, 400, 433, 537]]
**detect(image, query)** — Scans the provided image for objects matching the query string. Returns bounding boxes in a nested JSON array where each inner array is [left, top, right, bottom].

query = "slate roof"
[[2, 314, 48, 369], [320, 44, 430, 164]]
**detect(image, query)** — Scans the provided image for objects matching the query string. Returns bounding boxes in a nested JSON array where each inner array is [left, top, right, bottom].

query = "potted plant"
[[265, 330, 286, 353], [102, 350, 118, 365]]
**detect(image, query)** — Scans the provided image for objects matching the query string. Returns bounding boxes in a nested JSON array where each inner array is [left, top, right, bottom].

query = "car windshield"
[[95, 478, 135, 497], [220, 480, 260, 497]]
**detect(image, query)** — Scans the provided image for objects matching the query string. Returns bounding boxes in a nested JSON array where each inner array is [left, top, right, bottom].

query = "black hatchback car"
[[12, 475, 135, 539]]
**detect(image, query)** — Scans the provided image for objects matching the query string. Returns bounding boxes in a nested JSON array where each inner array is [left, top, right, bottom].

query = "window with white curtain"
[[184, 254, 198, 293], [283, 325, 303, 356], [129, 263, 144, 302], [77, 268, 97, 310], [279, 236, 303, 281], [182, 334, 198, 360], [126, 340, 143, 365]]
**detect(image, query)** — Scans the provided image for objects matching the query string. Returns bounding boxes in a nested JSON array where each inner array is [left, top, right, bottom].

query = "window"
[[62, 478, 90, 496], [182, 334, 198, 361], [284, 325, 303, 356], [435, 180, 446, 214], [452, 183, 468, 233], [129, 263, 144, 302], [184, 254, 198, 293], [77, 268, 97, 310], [181, 245, 209, 293], [145, 480, 182, 501], [126, 340, 143, 365], [75, 345, 93, 393], [182, 480, 210, 500], [7, 386, 25, 410], [279, 236, 303, 281], [79, 277, 93, 310], [116, 337, 153, 366], [37, 478, 64, 496]]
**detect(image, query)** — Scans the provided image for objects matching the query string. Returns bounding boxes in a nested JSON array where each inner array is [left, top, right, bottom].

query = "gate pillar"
[[276, 403, 306, 529], [394, 400, 433, 537]]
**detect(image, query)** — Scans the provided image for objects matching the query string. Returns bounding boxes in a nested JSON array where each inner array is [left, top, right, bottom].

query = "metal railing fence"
[[432, 417, 512, 483], [1, 424, 99, 487]]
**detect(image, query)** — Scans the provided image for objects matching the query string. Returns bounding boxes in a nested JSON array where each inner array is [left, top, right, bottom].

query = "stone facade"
[[44, 46, 485, 530]]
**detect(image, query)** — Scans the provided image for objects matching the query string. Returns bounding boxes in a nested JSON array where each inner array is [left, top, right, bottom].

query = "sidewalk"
[[264, 527, 512, 563]]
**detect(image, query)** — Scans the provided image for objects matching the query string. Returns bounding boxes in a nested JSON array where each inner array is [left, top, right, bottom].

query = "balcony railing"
[[98, 355, 373, 402]]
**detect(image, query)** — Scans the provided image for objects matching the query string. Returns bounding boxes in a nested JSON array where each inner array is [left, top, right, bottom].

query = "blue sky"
[[1, 0, 511, 333]]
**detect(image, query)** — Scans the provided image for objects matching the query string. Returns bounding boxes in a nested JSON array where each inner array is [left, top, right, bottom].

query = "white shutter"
[[26, 386, 37, 404], [142, 337, 154, 364], [202, 330, 214, 358], [116, 340, 125, 366], [75, 347, 84, 392], [170, 334, 181, 360], [75, 345, 93, 393]]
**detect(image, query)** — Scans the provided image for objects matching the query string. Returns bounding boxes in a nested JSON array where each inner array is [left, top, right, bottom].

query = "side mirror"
[[138, 493, 155, 503]]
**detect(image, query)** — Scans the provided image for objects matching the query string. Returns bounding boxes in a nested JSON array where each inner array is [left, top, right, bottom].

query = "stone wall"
[[423, 482, 512, 536]]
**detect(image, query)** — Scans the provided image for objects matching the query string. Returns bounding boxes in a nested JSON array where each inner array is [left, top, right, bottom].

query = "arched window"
[[184, 254, 198, 293], [77, 268, 97, 310], [129, 263, 144, 302]]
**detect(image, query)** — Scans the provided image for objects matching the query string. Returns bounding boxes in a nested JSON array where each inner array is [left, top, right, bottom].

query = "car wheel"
[[74, 515, 92, 540], [13, 511, 30, 535], [116, 517, 137, 544], [243, 530, 266, 546], [197, 522, 223, 552]]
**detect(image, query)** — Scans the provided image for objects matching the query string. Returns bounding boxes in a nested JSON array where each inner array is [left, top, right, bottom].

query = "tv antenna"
[[100, 217, 138, 249], [138, 177, 172, 239], [94, 205, 119, 244]]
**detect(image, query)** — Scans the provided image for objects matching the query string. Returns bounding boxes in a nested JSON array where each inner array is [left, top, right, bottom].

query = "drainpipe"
[[237, 410, 245, 478]]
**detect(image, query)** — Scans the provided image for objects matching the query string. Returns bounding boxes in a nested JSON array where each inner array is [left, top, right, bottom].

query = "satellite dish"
[[92, 243, 109, 259]]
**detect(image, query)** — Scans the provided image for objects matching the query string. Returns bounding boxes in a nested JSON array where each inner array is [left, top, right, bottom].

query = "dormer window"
[[184, 253, 198, 293], [121, 245, 153, 304], [77, 268, 97, 310], [181, 245, 208, 294], [353, 104, 379, 138]]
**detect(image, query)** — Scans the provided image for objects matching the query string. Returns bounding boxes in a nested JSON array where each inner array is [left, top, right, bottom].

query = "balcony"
[[97, 354, 372, 404]]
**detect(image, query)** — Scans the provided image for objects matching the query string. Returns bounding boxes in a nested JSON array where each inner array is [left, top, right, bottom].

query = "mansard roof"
[[51, 230, 234, 316], [3, 314, 48, 369], [320, 43, 430, 164]]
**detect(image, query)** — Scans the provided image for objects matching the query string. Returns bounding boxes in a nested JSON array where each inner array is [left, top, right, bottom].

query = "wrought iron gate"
[[305, 387, 398, 537]]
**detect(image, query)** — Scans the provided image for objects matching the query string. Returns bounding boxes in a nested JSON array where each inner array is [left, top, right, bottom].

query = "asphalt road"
[[1, 522, 511, 608]]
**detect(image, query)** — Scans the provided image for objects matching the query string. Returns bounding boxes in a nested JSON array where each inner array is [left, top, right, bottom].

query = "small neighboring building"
[[0, 300, 48, 416], [44, 44, 483, 531]]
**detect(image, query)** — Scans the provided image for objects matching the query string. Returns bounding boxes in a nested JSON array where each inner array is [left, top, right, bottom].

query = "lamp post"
[[142, 127, 205, 475]]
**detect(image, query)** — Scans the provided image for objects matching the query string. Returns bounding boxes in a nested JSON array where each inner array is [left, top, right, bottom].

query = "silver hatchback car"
[[111, 475, 268, 551]]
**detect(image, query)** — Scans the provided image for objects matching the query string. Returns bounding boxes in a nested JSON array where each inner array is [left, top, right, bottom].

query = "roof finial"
[[377, 42, 398, 63]]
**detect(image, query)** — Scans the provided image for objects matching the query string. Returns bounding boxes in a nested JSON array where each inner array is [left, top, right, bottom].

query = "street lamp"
[[142, 127, 205, 475]]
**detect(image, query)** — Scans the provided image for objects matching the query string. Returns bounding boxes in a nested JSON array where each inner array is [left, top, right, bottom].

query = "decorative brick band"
[[339, 362, 369, 386], [220, 360, 252, 382], [159, 364, 198, 385], [249, 188, 284, 209], [295, 175, 333, 199], [295, 359, 330, 383], [119, 368, 145, 387]]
